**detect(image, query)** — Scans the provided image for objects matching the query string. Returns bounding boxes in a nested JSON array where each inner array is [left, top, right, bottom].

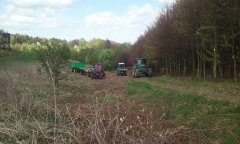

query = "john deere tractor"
[[132, 58, 152, 78]]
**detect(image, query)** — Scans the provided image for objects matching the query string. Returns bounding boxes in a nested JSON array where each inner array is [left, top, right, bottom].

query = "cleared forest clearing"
[[1, 0, 240, 143], [0, 58, 240, 143]]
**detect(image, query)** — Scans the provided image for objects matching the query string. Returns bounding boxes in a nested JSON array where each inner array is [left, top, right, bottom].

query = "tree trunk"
[[231, 22, 237, 82], [191, 42, 195, 75], [178, 59, 181, 76], [183, 58, 187, 76], [169, 57, 172, 75], [173, 58, 176, 75], [219, 64, 223, 79], [197, 45, 200, 79], [203, 61, 206, 80], [165, 57, 168, 74], [213, 23, 218, 80]]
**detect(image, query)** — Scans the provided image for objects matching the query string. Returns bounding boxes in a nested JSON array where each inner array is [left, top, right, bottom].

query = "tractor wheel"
[[91, 72, 95, 79], [73, 68, 76, 73], [100, 72, 104, 79], [103, 73, 106, 79], [135, 69, 140, 78], [133, 70, 136, 78]]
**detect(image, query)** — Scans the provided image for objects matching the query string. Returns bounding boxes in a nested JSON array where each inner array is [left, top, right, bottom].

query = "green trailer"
[[67, 60, 93, 76]]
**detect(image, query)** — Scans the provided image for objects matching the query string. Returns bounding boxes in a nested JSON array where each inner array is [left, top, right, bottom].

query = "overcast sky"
[[0, 0, 175, 43]]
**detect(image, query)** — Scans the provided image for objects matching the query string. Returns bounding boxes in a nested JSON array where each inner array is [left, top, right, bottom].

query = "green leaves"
[[35, 39, 70, 85], [98, 49, 115, 70]]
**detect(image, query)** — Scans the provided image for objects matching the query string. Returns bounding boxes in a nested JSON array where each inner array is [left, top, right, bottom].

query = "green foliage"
[[35, 39, 70, 85], [98, 49, 115, 70], [68, 38, 131, 70], [87, 38, 106, 49], [5, 30, 131, 70], [0, 51, 36, 64], [11, 43, 38, 52]]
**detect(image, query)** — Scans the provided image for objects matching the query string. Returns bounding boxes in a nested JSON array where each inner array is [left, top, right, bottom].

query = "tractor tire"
[[91, 72, 96, 79], [133, 70, 136, 78], [100, 72, 104, 79], [135, 69, 140, 78]]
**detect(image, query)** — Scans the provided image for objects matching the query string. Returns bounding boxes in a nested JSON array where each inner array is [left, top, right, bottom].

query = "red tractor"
[[91, 63, 105, 79]]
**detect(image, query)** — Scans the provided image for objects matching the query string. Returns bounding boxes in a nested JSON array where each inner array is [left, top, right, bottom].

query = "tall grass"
[[0, 63, 52, 143]]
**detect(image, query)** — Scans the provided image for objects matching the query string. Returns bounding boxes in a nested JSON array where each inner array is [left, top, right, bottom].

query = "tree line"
[[131, 0, 240, 81], [68, 38, 131, 70], [5, 33, 131, 70]]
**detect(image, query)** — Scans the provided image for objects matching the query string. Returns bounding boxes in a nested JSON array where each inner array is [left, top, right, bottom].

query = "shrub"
[[35, 40, 70, 85]]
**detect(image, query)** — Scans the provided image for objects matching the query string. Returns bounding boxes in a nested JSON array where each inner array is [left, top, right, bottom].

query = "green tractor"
[[132, 58, 152, 78]]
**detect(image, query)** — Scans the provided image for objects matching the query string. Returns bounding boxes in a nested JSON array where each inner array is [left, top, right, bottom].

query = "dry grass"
[[0, 63, 52, 143], [0, 63, 207, 143]]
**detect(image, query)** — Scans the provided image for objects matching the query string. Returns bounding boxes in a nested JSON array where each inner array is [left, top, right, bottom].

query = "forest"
[[131, 0, 240, 81]]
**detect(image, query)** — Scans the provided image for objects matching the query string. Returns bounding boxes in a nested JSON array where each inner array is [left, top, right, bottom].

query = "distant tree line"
[[131, 0, 240, 81], [68, 38, 131, 70], [5, 32, 131, 70]]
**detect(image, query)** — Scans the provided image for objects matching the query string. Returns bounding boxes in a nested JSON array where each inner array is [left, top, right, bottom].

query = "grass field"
[[127, 79, 240, 143], [0, 52, 240, 143], [0, 50, 36, 64]]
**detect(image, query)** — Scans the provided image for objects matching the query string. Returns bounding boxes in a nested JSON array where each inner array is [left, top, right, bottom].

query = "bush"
[[35, 39, 70, 85]]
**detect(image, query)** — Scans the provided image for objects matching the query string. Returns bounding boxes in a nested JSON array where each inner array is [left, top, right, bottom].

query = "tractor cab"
[[136, 58, 147, 68], [94, 63, 103, 70], [116, 63, 127, 76], [118, 63, 125, 69], [91, 63, 105, 79], [133, 58, 152, 78]]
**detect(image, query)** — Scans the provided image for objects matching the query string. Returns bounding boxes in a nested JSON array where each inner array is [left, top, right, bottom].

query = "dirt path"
[[63, 71, 240, 103], [59, 71, 129, 104]]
